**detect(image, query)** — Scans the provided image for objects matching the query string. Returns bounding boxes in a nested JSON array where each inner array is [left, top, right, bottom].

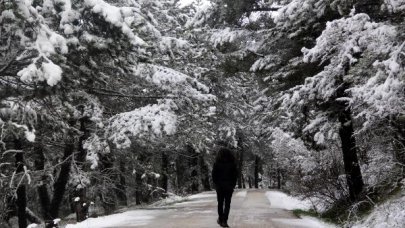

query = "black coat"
[[212, 161, 238, 191]]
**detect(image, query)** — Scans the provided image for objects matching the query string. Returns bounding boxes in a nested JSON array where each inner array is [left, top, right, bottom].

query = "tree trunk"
[[135, 170, 143, 205], [338, 109, 364, 201], [237, 149, 244, 189], [199, 153, 211, 191], [254, 155, 260, 188], [73, 188, 89, 222], [187, 145, 199, 193], [14, 139, 27, 228], [242, 174, 246, 188], [47, 138, 74, 228], [116, 161, 128, 206], [98, 152, 116, 214], [161, 151, 169, 192], [73, 118, 91, 222], [25, 208, 42, 224], [33, 139, 51, 221], [277, 169, 281, 189]]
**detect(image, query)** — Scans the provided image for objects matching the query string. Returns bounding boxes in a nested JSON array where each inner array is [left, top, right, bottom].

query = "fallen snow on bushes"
[[352, 193, 405, 228], [266, 190, 336, 228]]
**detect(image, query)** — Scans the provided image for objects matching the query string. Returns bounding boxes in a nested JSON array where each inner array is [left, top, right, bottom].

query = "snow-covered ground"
[[272, 216, 336, 228], [65, 210, 156, 228], [265, 191, 336, 228], [265, 190, 312, 210], [63, 190, 337, 228], [352, 193, 405, 228], [64, 192, 214, 228]]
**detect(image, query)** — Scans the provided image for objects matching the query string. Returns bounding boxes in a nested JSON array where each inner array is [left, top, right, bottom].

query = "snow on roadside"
[[272, 216, 336, 228], [150, 193, 185, 207], [65, 210, 155, 228], [265, 190, 312, 210], [235, 190, 247, 198], [266, 190, 336, 228], [351, 193, 405, 228], [187, 192, 215, 200]]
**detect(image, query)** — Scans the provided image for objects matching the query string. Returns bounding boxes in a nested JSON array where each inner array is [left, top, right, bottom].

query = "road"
[[104, 189, 328, 228]]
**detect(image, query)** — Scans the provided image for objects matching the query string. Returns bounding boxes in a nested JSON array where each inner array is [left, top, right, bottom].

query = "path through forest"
[[67, 189, 334, 228]]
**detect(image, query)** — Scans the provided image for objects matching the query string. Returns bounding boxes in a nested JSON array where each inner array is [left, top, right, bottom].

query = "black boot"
[[221, 221, 229, 227]]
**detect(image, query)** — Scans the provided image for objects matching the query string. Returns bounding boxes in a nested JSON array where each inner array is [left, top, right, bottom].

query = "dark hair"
[[215, 147, 236, 163]]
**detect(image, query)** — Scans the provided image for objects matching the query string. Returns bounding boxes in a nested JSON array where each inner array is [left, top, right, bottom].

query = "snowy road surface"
[[66, 189, 334, 228]]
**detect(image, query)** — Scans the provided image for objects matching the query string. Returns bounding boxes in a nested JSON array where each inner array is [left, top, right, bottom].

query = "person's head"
[[215, 147, 235, 163]]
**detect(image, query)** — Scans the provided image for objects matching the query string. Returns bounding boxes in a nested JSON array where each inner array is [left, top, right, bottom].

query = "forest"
[[0, 0, 404, 227]]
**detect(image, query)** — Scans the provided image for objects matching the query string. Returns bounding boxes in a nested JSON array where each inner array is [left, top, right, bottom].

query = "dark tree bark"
[[135, 170, 143, 205], [254, 155, 261, 188], [135, 153, 146, 205], [338, 109, 364, 201], [277, 169, 281, 189], [14, 139, 27, 228], [237, 150, 244, 189], [116, 161, 128, 206], [236, 136, 244, 189], [98, 149, 116, 213], [25, 208, 42, 224], [73, 118, 91, 222], [242, 174, 246, 188], [199, 154, 211, 191], [161, 151, 169, 192], [73, 188, 89, 222], [187, 145, 199, 193], [33, 139, 51, 220], [46, 138, 74, 228]]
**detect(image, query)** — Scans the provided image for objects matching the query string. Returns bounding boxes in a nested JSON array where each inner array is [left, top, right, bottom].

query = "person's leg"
[[216, 189, 225, 224], [223, 190, 233, 224]]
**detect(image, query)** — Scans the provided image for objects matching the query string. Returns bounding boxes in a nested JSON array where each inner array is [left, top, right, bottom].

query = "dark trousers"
[[216, 189, 233, 222]]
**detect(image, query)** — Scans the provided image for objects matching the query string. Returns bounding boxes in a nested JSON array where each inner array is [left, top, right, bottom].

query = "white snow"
[[0, 10, 16, 21], [18, 61, 63, 86], [151, 193, 185, 207], [352, 194, 405, 228], [24, 129, 36, 142], [266, 190, 311, 210], [185, 0, 214, 28], [383, 0, 405, 12], [177, 0, 210, 8], [134, 64, 215, 101], [210, 28, 248, 47], [272, 216, 336, 228], [41, 61, 63, 86], [84, 0, 146, 46], [175, 199, 214, 205], [267, 191, 336, 228], [53, 218, 61, 224], [106, 100, 178, 148], [64, 190, 340, 227], [84, 135, 110, 169], [65, 210, 155, 228], [187, 192, 215, 200], [235, 190, 247, 198]]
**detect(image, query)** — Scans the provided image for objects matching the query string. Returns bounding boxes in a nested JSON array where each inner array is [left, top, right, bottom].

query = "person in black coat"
[[212, 147, 238, 228]]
